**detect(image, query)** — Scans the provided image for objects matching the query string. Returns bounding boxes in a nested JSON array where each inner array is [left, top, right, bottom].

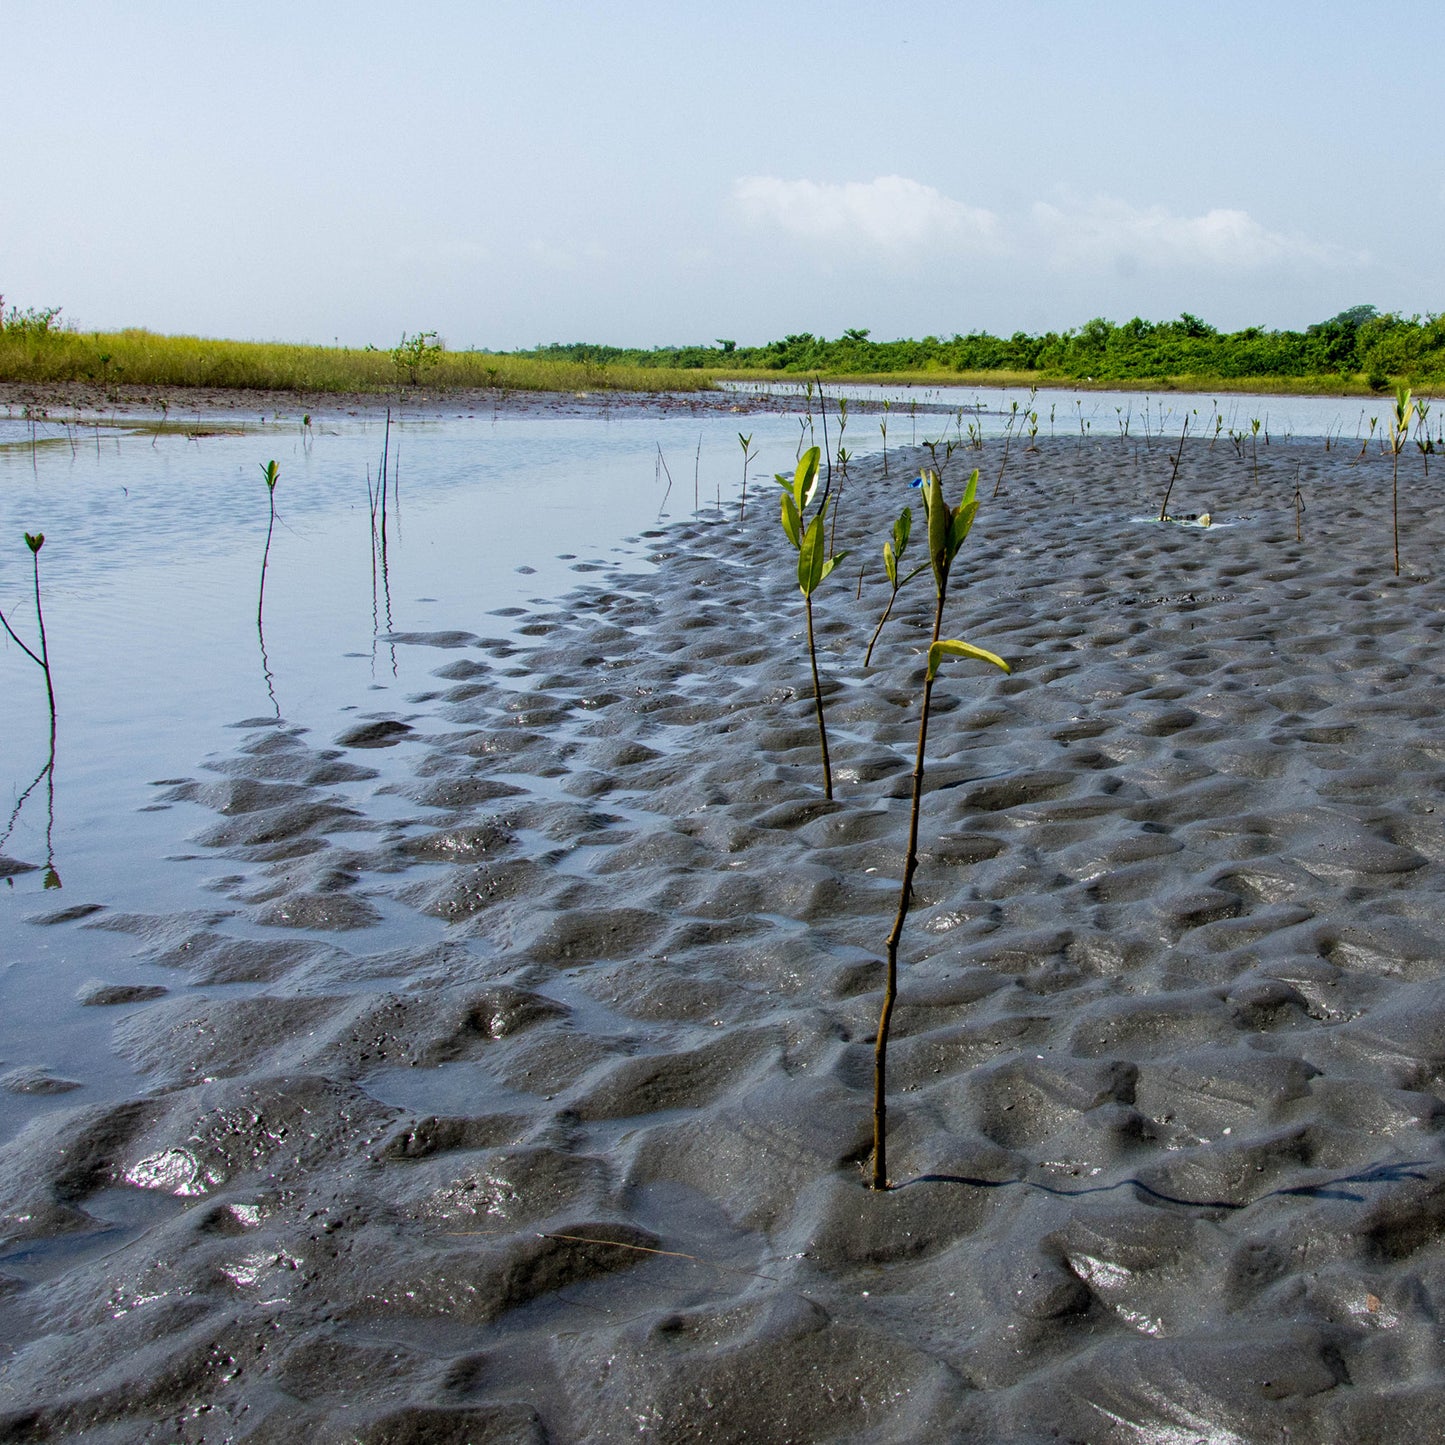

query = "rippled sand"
[[3, 435, 1445, 1441]]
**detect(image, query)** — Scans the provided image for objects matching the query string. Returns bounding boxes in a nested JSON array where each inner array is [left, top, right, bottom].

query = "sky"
[[3, 0, 1442, 350]]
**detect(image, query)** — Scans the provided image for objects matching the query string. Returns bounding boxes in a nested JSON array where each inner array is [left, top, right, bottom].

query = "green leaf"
[[780, 492, 802, 550], [948, 497, 979, 557], [922, 470, 948, 593], [883, 539, 897, 587], [24, 532, 43, 554], [795, 446, 821, 510], [893, 505, 912, 552], [819, 549, 849, 583], [960, 468, 978, 510], [798, 510, 827, 595], [927, 638, 1011, 680]]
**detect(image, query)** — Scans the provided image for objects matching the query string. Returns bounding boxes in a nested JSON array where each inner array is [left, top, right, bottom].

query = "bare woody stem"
[[1393, 450, 1401, 577], [1157, 414, 1190, 522], [804, 592, 833, 801], [872, 581, 947, 1189]]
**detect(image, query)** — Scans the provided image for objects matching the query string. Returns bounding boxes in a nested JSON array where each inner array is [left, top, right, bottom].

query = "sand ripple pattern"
[[4, 437, 1445, 1441]]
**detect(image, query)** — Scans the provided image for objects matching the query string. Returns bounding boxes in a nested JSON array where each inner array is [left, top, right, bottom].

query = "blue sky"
[[4, 0, 1441, 349]]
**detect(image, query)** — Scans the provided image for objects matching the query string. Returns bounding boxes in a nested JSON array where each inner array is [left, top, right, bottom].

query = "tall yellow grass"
[[0, 328, 716, 394]]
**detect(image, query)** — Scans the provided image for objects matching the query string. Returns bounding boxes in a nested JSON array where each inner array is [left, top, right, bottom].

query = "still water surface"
[[0, 387, 1370, 1138]]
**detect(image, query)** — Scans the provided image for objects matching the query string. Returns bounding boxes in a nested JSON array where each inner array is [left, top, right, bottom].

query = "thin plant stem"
[[31, 547, 55, 733], [1157, 413, 1190, 522], [804, 592, 833, 801], [872, 581, 947, 1189]]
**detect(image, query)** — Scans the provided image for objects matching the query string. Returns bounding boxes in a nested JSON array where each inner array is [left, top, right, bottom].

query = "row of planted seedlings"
[[774, 378, 1437, 1193], [774, 440, 1008, 1190]]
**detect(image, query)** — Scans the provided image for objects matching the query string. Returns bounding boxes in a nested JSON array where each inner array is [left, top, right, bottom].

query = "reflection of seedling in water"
[[872, 468, 1008, 1190], [737, 432, 757, 519], [0, 533, 60, 887], [776, 446, 848, 799], [1388, 384, 1417, 576]]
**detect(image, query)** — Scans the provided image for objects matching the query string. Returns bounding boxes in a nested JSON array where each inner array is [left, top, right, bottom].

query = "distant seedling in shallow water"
[[776, 446, 848, 799], [0, 532, 57, 738], [737, 432, 757, 519], [1388, 384, 1416, 576], [257, 461, 279, 628], [872, 468, 1008, 1190]]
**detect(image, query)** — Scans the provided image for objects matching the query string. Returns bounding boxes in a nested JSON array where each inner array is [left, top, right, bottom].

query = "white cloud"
[[1031, 197, 1359, 271], [733, 175, 1001, 255]]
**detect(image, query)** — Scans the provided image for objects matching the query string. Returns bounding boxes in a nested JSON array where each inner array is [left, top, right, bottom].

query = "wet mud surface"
[[3, 436, 1445, 1441]]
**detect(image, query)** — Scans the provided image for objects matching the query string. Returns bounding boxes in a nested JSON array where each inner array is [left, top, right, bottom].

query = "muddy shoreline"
[[2, 433, 1444, 1441], [0, 382, 797, 424]]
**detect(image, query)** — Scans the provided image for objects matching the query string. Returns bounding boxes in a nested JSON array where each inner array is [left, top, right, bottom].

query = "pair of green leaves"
[[24, 532, 43, 554], [916, 467, 1008, 681], [919, 466, 979, 594], [882, 506, 912, 587], [260, 460, 280, 491], [778, 446, 848, 597]]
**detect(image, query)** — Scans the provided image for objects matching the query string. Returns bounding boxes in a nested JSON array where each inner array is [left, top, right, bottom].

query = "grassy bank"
[[0, 325, 716, 395], [3, 302, 1442, 400], [715, 369, 1392, 397]]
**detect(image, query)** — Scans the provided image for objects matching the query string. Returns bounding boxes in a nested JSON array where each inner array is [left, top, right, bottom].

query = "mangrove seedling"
[[257, 461, 279, 629], [1389, 384, 1417, 576], [863, 505, 921, 667], [777, 445, 848, 799], [992, 399, 1022, 498], [737, 432, 757, 519], [0, 532, 57, 739], [1293, 464, 1305, 543], [880, 399, 891, 476], [872, 467, 1008, 1189], [1157, 413, 1191, 522]]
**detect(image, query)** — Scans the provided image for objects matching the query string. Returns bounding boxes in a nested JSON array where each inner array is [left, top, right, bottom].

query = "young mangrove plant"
[[737, 432, 757, 519], [879, 399, 891, 476], [1389, 384, 1417, 576], [872, 468, 1009, 1189], [1157, 413, 1191, 522], [0, 532, 57, 740], [257, 461, 280, 628], [777, 445, 848, 799], [863, 505, 918, 667]]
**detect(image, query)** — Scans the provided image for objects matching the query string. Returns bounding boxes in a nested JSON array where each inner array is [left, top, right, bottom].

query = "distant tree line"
[[514, 307, 1445, 387]]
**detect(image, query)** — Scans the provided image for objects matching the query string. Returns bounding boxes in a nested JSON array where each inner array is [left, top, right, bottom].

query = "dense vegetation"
[[0, 303, 712, 395], [3, 297, 1441, 395], [523, 307, 1445, 391]]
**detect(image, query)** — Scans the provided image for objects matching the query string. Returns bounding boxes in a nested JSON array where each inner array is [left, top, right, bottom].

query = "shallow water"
[[0, 404, 814, 1138], [0, 390, 1394, 1140], [723, 376, 1423, 444]]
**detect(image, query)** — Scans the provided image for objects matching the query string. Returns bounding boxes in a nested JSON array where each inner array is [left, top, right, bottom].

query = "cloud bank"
[[732, 175, 1001, 254], [735, 176, 1357, 273]]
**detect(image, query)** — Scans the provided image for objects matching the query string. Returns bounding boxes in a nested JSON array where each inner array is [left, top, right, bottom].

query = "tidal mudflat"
[[2, 404, 1445, 1442]]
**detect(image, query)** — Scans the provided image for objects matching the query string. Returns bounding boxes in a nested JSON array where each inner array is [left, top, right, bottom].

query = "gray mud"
[[3, 436, 1445, 1441]]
